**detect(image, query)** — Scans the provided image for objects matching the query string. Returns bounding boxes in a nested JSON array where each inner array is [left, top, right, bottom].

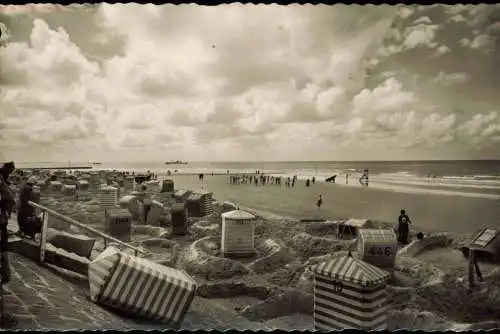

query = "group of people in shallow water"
[[229, 174, 318, 188]]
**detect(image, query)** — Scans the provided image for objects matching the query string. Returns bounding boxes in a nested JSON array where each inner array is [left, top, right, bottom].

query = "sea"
[[14, 160, 500, 200]]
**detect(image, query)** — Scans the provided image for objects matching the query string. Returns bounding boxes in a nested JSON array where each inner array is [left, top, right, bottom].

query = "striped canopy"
[[313, 255, 390, 286], [222, 210, 256, 220], [358, 228, 397, 244]]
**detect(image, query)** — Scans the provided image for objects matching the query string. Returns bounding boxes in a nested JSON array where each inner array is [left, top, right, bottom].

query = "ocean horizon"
[[14, 159, 500, 176], [12, 159, 500, 201]]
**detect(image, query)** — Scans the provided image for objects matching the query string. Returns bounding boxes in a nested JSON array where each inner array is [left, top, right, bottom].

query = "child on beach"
[[397, 209, 411, 245], [316, 195, 323, 209]]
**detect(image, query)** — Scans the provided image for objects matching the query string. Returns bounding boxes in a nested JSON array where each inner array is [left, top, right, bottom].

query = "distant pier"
[[19, 166, 93, 170]]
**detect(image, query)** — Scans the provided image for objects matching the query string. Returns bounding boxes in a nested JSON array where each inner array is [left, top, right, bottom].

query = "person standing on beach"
[[397, 209, 411, 245], [312, 176, 315, 184], [316, 195, 323, 209], [140, 184, 152, 223]]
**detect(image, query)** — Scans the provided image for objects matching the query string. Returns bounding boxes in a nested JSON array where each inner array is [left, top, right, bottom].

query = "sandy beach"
[[7, 168, 500, 331], [169, 174, 500, 235]]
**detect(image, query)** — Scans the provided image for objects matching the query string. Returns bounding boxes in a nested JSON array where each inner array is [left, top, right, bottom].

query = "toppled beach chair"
[[88, 247, 198, 325], [460, 228, 500, 287]]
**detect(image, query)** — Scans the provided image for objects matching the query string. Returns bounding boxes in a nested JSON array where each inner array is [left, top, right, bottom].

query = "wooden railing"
[[27, 201, 148, 263]]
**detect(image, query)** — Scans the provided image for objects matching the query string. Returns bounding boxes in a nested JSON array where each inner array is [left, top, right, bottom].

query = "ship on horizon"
[[164, 160, 188, 165]]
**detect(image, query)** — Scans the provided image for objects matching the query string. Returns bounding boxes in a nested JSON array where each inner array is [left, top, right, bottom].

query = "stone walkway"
[[0, 252, 270, 330], [1, 252, 134, 330]]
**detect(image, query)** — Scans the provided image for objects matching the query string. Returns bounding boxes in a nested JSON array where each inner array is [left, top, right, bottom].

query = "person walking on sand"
[[312, 176, 315, 184], [316, 195, 323, 209], [397, 209, 411, 245], [140, 184, 152, 223]]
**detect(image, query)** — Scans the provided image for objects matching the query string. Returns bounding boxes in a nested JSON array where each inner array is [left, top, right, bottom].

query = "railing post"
[[39, 211, 49, 264]]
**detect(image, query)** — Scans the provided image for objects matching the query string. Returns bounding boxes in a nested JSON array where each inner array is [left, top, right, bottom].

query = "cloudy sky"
[[1, 4, 500, 162]]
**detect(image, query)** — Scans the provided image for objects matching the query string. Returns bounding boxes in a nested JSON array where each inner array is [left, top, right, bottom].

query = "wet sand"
[[169, 174, 500, 235]]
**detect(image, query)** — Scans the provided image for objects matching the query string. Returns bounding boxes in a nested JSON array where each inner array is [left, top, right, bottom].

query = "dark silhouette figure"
[[316, 195, 323, 209], [0, 162, 17, 326], [141, 184, 152, 223], [306, 179, 310, 187], [17, 179, 41, 239], [398, 209, 411, 245], [312, 176, 315, 184]]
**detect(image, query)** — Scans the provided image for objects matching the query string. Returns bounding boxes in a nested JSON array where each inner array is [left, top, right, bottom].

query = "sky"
[[1, 4, 500, 162]]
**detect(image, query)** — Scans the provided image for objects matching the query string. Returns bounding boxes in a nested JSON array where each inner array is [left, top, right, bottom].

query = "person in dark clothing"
[[316, 195, 323, 209], [312, 176, 316, 184], [306, 179, 310, 187], [0, 162, 16, 218], [140, 184, 152, 223], [397, 209, 411, 245], [17, 178, 41, 239], [0, 162, 18, 327]]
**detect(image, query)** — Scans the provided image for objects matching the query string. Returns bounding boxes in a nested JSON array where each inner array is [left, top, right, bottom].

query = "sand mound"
[[398, 233, 454, 257], [289, 232, 353, 258], [254, 219, 306, 244], [133, 225, 169, 238], [388, 273, 500, 326], [191, 220, 220, 240], [387, 309, 454, 330], [248, 239, 294, 274], [138, 238, 180, 267], [263, 260, 305, 288], [105, 242, 149, 257], [304, 220, 340, 236], [406, 280, 500, 323], [182, 237, 251, 279], [238, 289, 313, 321], [395, 256, 445, 285], [262, 314, 314, 331], [197, 282, 271, 300]]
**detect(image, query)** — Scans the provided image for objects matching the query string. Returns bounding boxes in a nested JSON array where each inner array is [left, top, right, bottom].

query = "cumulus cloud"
[[371, 13, 451, 66], [457, 112, 500, 147], [1, 4, 500, 161], [431, 72, 468, 86], [459, 34, 494, 51]]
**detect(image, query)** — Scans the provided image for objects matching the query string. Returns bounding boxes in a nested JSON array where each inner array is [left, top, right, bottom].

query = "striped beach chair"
[[88, 247, 198, 325], [312, 253, 391, 331]]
